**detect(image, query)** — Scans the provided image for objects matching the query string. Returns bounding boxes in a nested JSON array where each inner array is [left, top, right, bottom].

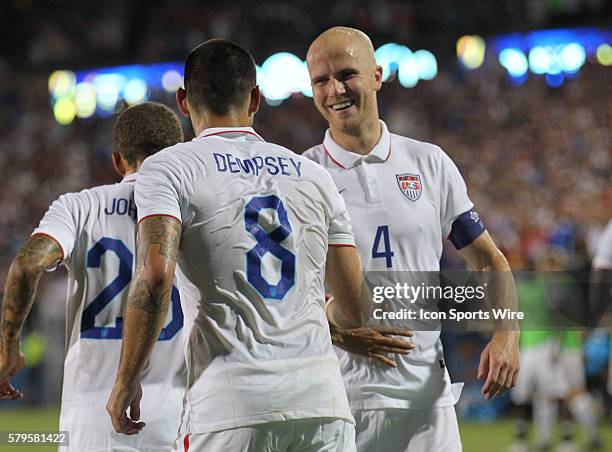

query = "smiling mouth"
[[329, 100, 355, 111]]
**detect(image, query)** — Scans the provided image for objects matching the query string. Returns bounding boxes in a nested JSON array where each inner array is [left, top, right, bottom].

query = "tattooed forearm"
[[126, 216, 180, 315], [137, 216, 181, 265], [1, 235, 62, 344], [127, 280, 171, 314]]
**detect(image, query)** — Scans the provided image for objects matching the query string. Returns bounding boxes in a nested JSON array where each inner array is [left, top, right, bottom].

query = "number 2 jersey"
[[135, 127, 355, 434], [304, 121, 476, 410], [32, 174, 186, 452]]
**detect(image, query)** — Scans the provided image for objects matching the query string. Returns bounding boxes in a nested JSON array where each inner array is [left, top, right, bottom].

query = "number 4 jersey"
[[135, 127, 355, 434], [32, 174, 187, 452], [303, 121, 474, 410]]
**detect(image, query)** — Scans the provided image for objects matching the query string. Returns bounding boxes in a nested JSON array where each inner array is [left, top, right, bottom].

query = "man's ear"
[[176, 87, 191, 117], [112, 152, 126, 177], [374, 65, 383, 91], [248, 85, 261, 116]]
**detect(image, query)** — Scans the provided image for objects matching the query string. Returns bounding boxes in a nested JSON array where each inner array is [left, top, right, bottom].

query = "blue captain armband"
[[448, 209, 486, 250]]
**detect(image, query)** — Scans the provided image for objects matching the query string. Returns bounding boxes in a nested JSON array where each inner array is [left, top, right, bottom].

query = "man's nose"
[[328, 78, 346, 97]]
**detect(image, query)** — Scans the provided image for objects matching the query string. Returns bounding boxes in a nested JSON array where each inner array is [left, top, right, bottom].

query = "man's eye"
[[339, 72, 356, 81]]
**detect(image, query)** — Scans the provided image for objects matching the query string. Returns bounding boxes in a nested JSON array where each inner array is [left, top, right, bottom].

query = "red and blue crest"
[[396, 173, 422, 201]]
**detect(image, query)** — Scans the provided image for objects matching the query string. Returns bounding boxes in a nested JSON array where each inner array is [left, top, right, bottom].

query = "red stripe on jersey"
[[329, 243, 356, 248], [322, 144, 347, 169], [184, 434, 189, 451], [30, 232, 65, 262], [203, 130, 264, 141], [384, 143, 391, 162], [137, 213, 182, 225]]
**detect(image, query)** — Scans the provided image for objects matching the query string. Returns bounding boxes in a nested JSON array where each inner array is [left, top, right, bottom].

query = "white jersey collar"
[[322, 120, 391, 169], [121, 172, 138, 183], [196, 127, 265, 142]]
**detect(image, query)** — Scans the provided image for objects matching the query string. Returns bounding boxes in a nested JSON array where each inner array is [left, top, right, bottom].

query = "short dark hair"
[[114, 102, 183, 165], [184, 39, 257, 116]]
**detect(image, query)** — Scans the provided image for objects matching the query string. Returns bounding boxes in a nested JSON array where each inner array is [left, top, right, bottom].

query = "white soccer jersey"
[[303, 121, 473, 409], [135, 127, 355, 434], [593, 220, 612, 269], [33, 174, 186, 451]]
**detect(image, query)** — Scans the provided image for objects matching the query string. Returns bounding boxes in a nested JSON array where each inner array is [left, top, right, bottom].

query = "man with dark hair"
[[183, 38, 257, 116], [107, 39, 367, 452], [114, 102, 184, 165], [0, 102, 187, 452]]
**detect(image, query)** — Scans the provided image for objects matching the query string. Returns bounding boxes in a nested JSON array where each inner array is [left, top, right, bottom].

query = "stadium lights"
[[456, 35, 486, 69], [596, 43, 612, 66], [49, 42, 439, 123], [498, 48, 528, 78], [48, 27, 608, 123], [490, 27, 610, 87], [161, 69, 183, 92]]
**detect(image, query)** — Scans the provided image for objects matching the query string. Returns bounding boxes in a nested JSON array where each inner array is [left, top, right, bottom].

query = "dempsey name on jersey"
[[213, 152, 302, 177]]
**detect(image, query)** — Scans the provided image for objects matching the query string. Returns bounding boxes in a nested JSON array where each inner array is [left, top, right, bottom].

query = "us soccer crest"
[[396, 173, 422, 201]]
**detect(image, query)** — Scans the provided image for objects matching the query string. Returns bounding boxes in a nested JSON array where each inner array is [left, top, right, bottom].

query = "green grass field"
[[0, 407, 609, 451]]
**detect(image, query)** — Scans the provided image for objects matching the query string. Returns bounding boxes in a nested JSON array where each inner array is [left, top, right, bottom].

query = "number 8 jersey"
[[33, 174, 186, 452], [135, 127, 356, 434]]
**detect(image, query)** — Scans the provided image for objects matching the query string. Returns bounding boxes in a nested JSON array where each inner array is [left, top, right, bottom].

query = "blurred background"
[[0, 0, 610, 450]]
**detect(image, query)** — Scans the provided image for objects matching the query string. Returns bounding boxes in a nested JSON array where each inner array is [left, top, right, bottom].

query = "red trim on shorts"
[[323, 144, 347, 169], [31, 232, 65, 262], [137, 213, 182, 225], [183, 434, 189, 451], [329, 243, 356, 248], [203, 130, 265, 141]]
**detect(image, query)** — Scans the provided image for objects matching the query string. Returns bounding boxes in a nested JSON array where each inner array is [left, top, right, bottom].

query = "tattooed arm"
[[107, 215, 181, 434], [0, 234, 62, 399]]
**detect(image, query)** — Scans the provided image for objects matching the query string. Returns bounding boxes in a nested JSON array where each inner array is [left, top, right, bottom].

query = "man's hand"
[[478, 330, 520, 399], [331, 325, 414, 367], [106, 381, 145, 435], [0, 342, 25, 401]]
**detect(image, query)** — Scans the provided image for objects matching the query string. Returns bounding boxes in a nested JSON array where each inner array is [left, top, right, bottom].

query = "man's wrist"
[[492, 330, 520, 340]]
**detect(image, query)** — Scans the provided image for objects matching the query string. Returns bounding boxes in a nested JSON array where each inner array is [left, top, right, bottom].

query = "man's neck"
[[191, 111, 253, 137], [329, 119, 382, 155]]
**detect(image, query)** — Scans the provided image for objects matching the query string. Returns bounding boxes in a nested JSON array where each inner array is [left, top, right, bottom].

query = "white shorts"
[[352, 406, 462, 452], [511, 341, 567, 404], [172, 418, 356, 452], [59, 405, 180, 452], [560, 349, 585, 391]]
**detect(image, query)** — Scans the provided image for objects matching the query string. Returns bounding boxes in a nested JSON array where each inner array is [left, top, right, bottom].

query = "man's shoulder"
[[53, 182, 124, 207], [269, 143, 328, 174], [301, 144, 325, 164], [389, 133, 445, 159]]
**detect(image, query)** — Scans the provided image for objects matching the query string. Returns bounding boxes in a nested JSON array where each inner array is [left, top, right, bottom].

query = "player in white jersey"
[[0, 102, 187, 451], [303, 27, 520, 452], [106, 39, 368, 452], [591, 219, 612, 397]]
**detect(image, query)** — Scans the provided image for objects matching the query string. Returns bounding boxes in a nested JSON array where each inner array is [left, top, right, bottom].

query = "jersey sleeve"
[[322, 170, 355, 247], [135, 152, 183, 223], [593, 221, 612, 269], [32, 193, 78, 264], [438, 149, 474, 238]]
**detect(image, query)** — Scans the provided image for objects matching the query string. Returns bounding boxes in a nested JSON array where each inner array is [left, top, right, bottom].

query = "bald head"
[[306, 27, 382, 146], [307, 27, 376, 69]]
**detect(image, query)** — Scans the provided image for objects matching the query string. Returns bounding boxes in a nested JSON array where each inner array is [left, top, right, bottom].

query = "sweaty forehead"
[[307, 39, 374, 73]]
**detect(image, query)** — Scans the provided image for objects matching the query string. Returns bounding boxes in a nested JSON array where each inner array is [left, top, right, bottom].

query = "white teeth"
[[331, 101, 353, 110]]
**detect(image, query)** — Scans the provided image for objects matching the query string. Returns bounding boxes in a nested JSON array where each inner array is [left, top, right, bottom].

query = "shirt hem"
[[185, 409, 355, 434]]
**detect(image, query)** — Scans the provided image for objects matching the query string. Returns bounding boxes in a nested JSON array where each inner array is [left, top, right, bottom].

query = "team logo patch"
[[396, 173, 422, 201]]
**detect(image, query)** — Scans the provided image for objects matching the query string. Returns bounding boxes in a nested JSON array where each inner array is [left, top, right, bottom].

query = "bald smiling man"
[[303, 27, 520, 452]]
